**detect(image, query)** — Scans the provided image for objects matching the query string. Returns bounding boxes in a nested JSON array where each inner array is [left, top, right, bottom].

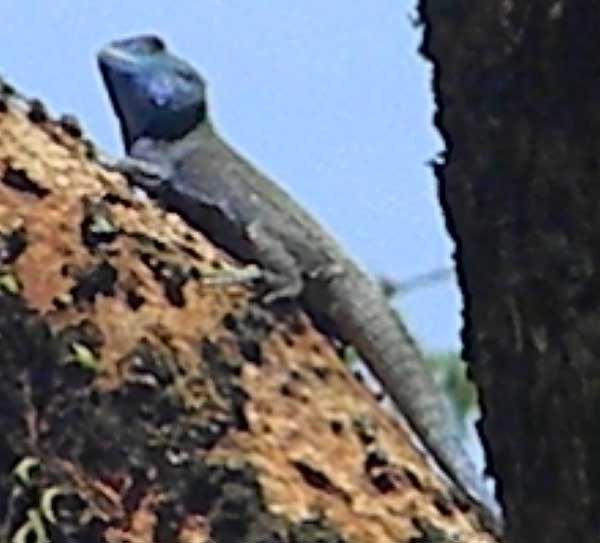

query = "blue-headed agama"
[[96, 35, 502, 532]]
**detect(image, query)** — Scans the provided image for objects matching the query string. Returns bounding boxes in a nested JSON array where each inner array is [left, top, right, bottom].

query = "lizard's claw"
[[201, 263, 263, 286], [97, 153, 170, 187]]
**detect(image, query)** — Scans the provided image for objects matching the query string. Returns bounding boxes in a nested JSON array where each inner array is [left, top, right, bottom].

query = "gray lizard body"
[[97, 35, 502, 531]]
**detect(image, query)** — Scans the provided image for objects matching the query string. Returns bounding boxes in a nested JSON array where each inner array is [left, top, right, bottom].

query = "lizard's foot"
[[260, 272, 304, 304], [309, 263, 345, 282], [200, 263, 263, 287], [245, 220, 304, 304], [200, 263, 301, 305], [202, 263, 302, 304]]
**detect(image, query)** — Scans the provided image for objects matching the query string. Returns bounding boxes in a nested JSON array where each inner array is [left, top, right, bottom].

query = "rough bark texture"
[[0, 86, 496, 542], [421, 1, 600, 541]]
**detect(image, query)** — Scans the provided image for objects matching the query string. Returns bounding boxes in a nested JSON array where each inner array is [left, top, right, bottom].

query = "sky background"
[[0, 2, 461, 353]]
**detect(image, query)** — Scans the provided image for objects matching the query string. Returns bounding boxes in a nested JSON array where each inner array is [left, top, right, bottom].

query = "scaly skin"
[[96, 35, 502, 532]]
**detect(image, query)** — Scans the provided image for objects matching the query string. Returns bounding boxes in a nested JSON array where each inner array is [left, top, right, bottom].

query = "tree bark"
[[0, 85, 495, 542], [421, 1, 600, 541]]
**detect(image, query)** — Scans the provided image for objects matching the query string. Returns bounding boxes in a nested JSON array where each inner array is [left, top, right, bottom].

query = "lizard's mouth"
[[98, 35, 165, 72], [97, 46, 137, 74]]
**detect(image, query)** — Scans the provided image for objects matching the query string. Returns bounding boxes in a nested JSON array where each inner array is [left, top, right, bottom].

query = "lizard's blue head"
[[98, 35, 207, 151]]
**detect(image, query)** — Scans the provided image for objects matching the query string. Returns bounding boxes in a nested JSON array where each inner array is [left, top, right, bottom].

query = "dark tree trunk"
[[421, 2, 600, 541]]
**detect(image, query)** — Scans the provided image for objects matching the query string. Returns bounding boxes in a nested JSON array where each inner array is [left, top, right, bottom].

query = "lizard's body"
[[97, 36, 501, 530]]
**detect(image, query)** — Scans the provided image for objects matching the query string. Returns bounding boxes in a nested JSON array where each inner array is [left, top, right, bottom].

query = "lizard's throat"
[[122, 100, 208, 151]]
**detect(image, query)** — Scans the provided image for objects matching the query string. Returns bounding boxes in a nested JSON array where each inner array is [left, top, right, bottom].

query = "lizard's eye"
[[119, 35, 165, 56], [176, 70, 196, 82], [137, 35, 165, 54], [146, 36, 165, 53]]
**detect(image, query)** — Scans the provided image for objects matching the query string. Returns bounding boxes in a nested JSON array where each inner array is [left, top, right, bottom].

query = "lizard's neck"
[[173, 117, 217, 149], [138, 117, 218, 160], [185, 118, 216, 141]]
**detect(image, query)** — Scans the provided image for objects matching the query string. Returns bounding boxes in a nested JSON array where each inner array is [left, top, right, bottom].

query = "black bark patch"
[[127, 341, 176, 389], [289, 519, 348, 543], [279, 383, 292, 397], [125, 287, 146, 310], [131, 233, 167, 252], [70, 261, 118, 304], [82, 139, 97, 161], [330, 420, 343, 435], [37, 341, 225, 478], [81, 200, 120, 249], [27, 99, 48, 123], [201, 339, 249, 431], [176, 242, 204, 261], [2, 167, 49, 198], [102, 191, 133, 208], [0, 291, 57, 415], [365, 448, 388, 471], [292, 461, 339, 496], [0, 296, 64, 538], [0, 226, 27, 264], [432, 492, 454, 518], [403, 468, 424, 491], [410, 518, 452, 543], [220, 305, 277, 366], [352, 417, 377, 446], [58, 114, 82, 139], [311, 365, 331, 380], [0, 80, 15, 96], [139, 252, 189, 307], [370, 472, 396, 494], [286, 312, 308, 335], [162, 462, 287, 543]]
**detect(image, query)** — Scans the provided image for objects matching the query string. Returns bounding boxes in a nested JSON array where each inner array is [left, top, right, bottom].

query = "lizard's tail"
[[325, 269, 503, 532]]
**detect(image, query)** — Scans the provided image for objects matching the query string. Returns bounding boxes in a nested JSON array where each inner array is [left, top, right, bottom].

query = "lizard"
[[96, 35, 502, 532]]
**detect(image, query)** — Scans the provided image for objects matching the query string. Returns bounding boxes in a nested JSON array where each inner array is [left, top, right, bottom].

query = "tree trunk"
[[421, 1, 600, 541], [0, 84, 495, 541]]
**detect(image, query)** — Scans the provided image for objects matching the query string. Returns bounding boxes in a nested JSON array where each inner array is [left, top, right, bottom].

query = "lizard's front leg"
[[97, 137, 175, 190], [246, 220, 304, 304], [98, 144, 261, 289]]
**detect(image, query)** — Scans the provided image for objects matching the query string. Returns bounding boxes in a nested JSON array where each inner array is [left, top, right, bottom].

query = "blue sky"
[[0, 2, 461, 351]]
